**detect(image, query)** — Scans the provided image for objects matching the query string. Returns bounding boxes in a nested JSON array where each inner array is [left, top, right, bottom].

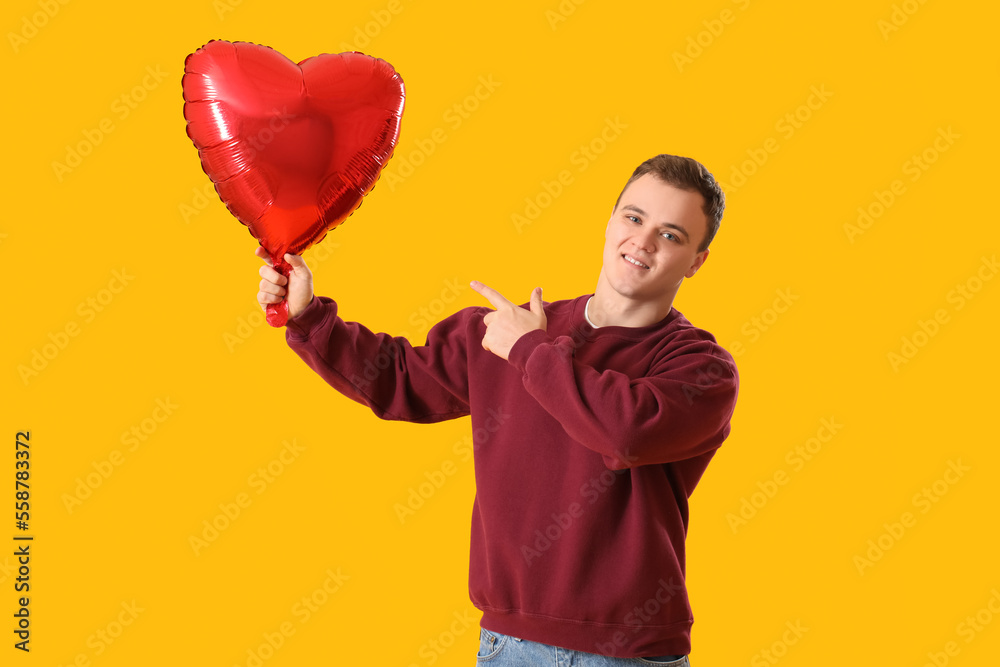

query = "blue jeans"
[[476, 627, 689, 666]]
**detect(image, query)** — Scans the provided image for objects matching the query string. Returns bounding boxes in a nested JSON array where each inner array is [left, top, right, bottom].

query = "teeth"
[[624, 255, 649, 269]]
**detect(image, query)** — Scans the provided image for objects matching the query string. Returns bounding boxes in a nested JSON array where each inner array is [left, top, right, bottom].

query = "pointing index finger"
[[470, 280, 512, 310]]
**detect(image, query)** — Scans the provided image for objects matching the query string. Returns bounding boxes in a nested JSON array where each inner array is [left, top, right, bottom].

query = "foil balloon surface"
[[182, 40, 405, 326]]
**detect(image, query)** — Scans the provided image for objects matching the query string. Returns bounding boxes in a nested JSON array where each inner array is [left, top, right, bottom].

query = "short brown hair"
[[612, 154, 725, 252]]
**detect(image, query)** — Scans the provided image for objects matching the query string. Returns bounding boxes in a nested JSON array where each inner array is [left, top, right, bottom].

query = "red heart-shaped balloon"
[[182, 40, 405, 326]]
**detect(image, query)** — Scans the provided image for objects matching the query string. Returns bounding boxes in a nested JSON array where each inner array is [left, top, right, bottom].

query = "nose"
[[633, 225, 659, 252]]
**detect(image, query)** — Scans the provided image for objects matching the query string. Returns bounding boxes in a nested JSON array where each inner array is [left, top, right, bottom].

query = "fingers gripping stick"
[[266, 254, 293, 327]]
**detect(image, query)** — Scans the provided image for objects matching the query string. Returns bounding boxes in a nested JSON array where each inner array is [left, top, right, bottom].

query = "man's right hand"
[[256, 247, 314, 321]]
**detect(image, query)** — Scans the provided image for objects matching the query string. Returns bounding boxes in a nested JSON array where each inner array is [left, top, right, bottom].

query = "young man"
[[256, 154, 738, 666]]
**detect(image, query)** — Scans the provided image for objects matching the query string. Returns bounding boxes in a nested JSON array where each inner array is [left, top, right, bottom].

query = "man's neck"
[[586, 291, 674, 329]]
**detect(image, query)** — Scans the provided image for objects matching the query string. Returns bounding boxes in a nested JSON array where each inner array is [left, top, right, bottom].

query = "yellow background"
[[3, 0, 998, 664]]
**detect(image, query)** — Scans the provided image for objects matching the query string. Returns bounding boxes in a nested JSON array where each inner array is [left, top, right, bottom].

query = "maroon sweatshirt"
[[284, 292, 739, 657]]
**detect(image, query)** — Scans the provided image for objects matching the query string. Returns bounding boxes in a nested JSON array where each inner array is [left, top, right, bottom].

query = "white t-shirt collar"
[[585, 296, 600, 328]]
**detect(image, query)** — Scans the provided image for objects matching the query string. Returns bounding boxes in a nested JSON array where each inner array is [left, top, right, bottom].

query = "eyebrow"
[[621, 205, 690, 241]]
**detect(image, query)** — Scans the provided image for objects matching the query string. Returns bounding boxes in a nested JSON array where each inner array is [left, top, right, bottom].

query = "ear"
[[685, 249, 709, 278]]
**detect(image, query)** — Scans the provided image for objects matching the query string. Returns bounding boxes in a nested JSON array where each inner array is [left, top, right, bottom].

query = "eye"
[[627, 215, 640, 223], [662, 232, 676, 241]]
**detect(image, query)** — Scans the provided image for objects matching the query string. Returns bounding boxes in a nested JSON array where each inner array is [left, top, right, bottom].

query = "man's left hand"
[[470, 281, 547, 361]]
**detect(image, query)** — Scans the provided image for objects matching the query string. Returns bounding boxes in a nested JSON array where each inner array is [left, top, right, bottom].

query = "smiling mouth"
[[623, 254, 650, 270]]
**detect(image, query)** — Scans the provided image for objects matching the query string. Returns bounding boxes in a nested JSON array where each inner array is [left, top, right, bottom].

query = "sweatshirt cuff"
[[284, 296, 326, 339], [507, 328, 555, 373]]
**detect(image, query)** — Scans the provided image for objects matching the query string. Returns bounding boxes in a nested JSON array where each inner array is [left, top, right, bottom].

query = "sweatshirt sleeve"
[[507, 328, 739, 469], [283, 295, 474, 423]]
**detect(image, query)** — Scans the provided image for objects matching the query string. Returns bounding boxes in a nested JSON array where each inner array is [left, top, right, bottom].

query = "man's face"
[[600, 173, 710, 305]]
